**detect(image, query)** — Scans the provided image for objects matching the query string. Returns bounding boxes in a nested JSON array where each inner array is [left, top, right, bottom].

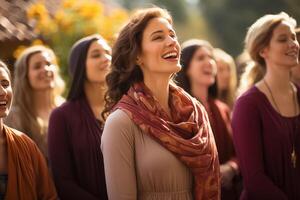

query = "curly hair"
[[102, 7, 172, 119]]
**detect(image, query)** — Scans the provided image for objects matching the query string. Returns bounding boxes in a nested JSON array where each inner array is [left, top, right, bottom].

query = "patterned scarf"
[[114, 82, 220, 200]]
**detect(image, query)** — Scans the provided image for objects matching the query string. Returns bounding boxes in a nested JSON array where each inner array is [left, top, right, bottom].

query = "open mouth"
[[286, 51, 299, 58], [0, 100, 7, 108], [162, 51, 179, 60]]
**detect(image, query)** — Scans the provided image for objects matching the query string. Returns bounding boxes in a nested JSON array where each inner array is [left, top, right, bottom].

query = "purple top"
[[48, 97, 107, 200], [232, 86, 300, 200]]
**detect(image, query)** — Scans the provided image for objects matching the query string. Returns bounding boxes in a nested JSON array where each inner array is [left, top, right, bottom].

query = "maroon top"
[[208, 99, 240, 200], [48, 97, 107, 200], [232, 86, 300, 200]]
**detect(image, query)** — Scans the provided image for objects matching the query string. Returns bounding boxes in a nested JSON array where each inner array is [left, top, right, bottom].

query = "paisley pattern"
[[114, 82, 220, 200]]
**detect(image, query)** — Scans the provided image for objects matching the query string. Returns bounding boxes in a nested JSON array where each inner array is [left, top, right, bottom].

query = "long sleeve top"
[[101, 109, 193, 200], [48, 97, 107, 200], [232, 86, 300, 200]]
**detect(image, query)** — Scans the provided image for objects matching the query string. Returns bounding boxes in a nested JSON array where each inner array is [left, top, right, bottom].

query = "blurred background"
[[1, 0, 299, 91]]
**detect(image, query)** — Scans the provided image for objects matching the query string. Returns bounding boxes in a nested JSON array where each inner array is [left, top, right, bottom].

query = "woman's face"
[[187, 46, 217, 88], [138, 17, 181, 77], [85, 39, 111, 84], [27, 51, 56, 91], [0, 68, 12, 118], [216, 60, 231, 91], [261, 21, 299, 69]]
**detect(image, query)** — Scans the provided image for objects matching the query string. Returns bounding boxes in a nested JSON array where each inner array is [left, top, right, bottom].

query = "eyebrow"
[[150, 29, 175, 37]]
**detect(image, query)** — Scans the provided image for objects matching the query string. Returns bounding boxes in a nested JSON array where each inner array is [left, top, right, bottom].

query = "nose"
[[166, 35, 177, 47], [289, 39, 299, 49], [0, 86, 7, 96]]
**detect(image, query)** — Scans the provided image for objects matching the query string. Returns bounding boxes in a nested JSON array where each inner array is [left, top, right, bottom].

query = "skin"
[[257, 21, 299, 117], [27, 52, 56, 91], [0, 67, 13, 174], [137, 17, 181, 117], [187, 46, 217, 109], [84, 39, 112, 121], [216, 60, 231, 91]]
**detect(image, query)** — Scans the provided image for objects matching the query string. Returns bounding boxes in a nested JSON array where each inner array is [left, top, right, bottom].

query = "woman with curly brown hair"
[[101, 7, 220, 200]]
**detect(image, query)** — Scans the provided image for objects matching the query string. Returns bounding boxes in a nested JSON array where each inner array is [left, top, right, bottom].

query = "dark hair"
[[102, 7, 172, 119], [0, 60, 11, 80], [175, 39, 217, 99], [67, 34, 106, 101]]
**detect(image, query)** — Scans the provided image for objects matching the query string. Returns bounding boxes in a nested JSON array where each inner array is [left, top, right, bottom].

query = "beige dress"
[[101, 109, 193, 200]]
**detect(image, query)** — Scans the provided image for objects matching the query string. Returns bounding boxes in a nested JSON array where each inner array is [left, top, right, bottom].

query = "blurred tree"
[[200, 0, 300, 56], [152, 0, 188, 22], [15, 0, 128, 95]]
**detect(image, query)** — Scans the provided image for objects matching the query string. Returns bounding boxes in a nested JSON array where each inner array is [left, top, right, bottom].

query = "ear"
[[136, 56, 142, 66], [259, 47, 268, 59]]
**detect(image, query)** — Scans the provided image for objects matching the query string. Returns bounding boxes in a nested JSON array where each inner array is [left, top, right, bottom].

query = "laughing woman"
[[101, 7, 220, 200], [0, 60, 57, 199], [232, 12, 300, 200]]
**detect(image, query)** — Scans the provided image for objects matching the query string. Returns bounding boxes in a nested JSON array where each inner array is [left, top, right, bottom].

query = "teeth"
[[163, 52, 177, 59], [0, 101, 6, 105]]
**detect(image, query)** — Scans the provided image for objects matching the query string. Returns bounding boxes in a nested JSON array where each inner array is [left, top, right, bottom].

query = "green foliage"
[[200, 0, 300, 56]]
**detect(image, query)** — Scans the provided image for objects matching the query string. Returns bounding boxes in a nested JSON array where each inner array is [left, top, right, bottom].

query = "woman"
[[5, 45, 65, 159], [291, 27, 300, 86], [101, 7, 220, 200], [0, 60, 57, 199], [176, 39, 240, 200], [48, 34, 110, 199], [213, 48, 237, 108], [232, 12, 300, 199]]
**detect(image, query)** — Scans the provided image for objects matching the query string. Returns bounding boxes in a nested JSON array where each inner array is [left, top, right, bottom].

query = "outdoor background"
[[1, 0, 299, 92]]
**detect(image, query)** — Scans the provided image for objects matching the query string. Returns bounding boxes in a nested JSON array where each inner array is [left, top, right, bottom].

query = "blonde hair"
[[245, 12, 297, 72], [213, 48, 237, 107], [13, 45, 65, 137], [238, 12, 297, 96]]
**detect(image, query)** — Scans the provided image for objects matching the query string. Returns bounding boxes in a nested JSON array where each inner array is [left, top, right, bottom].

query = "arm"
[[101, 110, 137, 200], [48, 108, 98, 200], [232, 96, 287, 199]]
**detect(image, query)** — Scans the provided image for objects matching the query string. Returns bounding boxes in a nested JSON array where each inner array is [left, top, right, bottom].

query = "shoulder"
[[5, 126, 37, 148], [102, 109, 139, 144], [104, 109, 137, 132], [234, 86, 262, 109], [214, 99, 231, 113], [50, 100, 79, 119]]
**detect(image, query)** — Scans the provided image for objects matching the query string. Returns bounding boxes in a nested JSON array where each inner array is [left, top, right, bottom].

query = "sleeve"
[[231, 96, 288, 200], [31, 140, 58, 200], [101, 110, 137, 200], [48, 108, 98, 200]]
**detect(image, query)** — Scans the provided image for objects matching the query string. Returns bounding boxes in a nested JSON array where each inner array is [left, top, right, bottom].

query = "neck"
[[32, 89, 53, 112], [84, 81, 106, 119], [264, 65, 292, 92], [191, 83, 209, 108], [143, 73, 171, 116]]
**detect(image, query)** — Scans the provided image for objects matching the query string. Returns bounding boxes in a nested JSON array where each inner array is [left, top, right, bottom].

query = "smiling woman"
[[101, 7, 220, 200], [4, 45, 65, 160], [232, 12, 300, 200], [0, 60, 57, 199]]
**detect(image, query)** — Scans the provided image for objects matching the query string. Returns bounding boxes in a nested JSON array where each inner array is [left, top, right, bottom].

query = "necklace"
[[263, 79, 299, 168]]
